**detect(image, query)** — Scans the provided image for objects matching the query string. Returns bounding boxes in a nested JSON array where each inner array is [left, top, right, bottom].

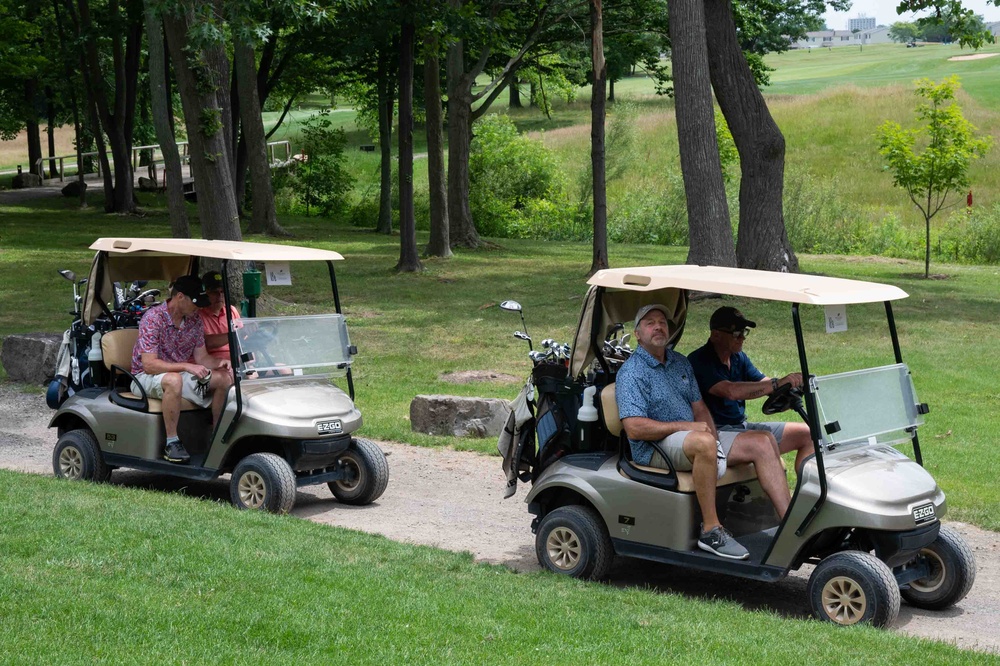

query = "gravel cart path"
[[1, 384, 997, 654]]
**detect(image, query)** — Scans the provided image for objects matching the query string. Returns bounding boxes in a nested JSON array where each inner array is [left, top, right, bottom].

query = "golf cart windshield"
[[812, 363, 924, 448], [236, 314, 353, 378]]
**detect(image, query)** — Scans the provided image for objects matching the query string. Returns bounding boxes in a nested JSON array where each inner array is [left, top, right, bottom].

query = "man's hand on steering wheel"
[[779, 372, 803, 389]]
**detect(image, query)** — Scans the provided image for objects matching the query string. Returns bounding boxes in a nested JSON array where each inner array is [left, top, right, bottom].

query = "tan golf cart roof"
[[90, 238, 344, 261], [83, 238, 342, 325], [588, 265, 907, 305], [569, 265, 908, 377]]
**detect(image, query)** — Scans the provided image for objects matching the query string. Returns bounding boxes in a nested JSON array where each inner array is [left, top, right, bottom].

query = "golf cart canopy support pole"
[[885, 300, 923, 466], [327, 260, 355, 402], [221, 258, 243, 444], [792, 302, 827, 537]]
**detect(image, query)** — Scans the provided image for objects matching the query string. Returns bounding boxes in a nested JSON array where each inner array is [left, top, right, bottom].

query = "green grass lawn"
[[2, 195, 1000, 534], [1, 470, 994, 665]]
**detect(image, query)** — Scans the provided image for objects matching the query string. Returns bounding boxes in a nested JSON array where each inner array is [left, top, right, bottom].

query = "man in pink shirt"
[[199, 270, 241, 363], [131, 275, 232, 464]]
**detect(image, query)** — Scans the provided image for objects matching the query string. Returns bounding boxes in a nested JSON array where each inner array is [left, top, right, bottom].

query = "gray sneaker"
[[698, 525, 749, 560], [163, 439, 191, 464]]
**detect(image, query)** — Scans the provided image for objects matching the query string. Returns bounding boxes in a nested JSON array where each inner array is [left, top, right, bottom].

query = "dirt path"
[[1, 383, 997, 654]]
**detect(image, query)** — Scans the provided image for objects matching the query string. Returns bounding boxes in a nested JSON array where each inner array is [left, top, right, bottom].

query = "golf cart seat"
[[599, 383, 771, 492], [101, 328, 202, 413]]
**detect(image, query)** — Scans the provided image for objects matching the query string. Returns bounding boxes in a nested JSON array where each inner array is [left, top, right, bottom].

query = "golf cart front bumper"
[[868, 520, 940, 568], [283, 434, 353, 472]]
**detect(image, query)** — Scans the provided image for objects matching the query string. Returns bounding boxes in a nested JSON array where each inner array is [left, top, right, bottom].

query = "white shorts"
[[648, 430, 740, 471], [131, 371, 213, 408]]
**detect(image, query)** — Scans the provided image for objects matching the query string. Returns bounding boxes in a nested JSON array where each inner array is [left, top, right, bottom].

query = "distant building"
[[848, 16, 877, 32], [791, 27, 892, 49], [988, 21, 1000, 38]]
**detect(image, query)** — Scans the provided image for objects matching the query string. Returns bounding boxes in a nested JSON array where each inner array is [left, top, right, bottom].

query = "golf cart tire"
[[230, 453, 297, 514], [535, 505, 614, 581], [328, 438, 389, 505], [808, 551, 900, 628], [53, 429, 111, 483], [900, 525, 976, 610]]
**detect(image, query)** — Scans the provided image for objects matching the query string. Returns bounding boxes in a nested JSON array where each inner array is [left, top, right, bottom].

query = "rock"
[[61, 180, 88, 197], [11, 172, 42, 189], [410, 394, 510, 438], [1, 333, 62, 385], [137, 176, 158, 191]]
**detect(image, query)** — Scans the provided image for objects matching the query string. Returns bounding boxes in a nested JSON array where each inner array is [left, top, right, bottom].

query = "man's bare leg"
[[209, 370, 232, 428], [728, 431, 791, 518], [683, 431, 722, 529], [159, 373, 183, 438], [778, 422, 814, 473]]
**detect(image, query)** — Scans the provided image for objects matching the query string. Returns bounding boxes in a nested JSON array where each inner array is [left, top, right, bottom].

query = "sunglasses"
[[717, 327, 751, 339]]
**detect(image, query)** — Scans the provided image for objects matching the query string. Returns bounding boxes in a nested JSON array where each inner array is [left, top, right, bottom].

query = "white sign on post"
[[824, 304, 848, 333], [265, 262, 292, 286]]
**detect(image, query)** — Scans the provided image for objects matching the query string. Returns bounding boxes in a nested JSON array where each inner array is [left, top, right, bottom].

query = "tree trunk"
[[509, 79, 522, 108], [423, 50, 451, 258], [144, 3, 189, 237], [705, 0, 797, 272], [162, 7, 241, 241], [376, 50, 395, 235], [669, 0, 736, 267], [396, 12, 422, 273], [589, 0, 608, 276], [46, 94, 57, 178], [446, 31, 480, 248], [25, 80, 42, 176], [234, 36, 285, 237], [608, 77, 615, 102]]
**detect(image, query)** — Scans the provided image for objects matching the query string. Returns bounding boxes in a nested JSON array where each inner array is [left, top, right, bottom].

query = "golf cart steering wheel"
[[762, 382, 804, 415]]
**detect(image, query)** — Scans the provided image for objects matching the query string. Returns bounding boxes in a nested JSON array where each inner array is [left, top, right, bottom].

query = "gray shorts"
[[648, 430, 740, 471], [131, 371, 213, 408], [719, 421, 786, 442]]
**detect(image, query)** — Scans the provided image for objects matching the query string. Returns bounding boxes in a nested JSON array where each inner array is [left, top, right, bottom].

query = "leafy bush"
[[469, 115, 576, 239], [297, 110, 355, 217], [938, 204, 1000, 264]]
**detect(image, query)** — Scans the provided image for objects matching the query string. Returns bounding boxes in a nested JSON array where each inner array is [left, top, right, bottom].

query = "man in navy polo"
[[687, 306, 814, 474], [616, 304, 792, 561]]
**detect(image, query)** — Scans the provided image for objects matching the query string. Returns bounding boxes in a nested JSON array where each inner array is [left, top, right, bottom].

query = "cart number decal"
[[912, 504, 935, 524], [618, 515, 635, 526], [316, 420, 343, 435]]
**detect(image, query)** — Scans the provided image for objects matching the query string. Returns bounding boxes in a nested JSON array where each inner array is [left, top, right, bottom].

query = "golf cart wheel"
[[808, 551, 900, 628], [535, 505, 614, 581], [328, 438, 389, 505], [230, 453, 296, 514], [901, 525, 976, 610], [52, 429, 111, 483]]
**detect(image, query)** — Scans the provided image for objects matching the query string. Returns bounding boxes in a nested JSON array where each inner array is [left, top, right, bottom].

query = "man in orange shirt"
[[199, 270, 241, 364]]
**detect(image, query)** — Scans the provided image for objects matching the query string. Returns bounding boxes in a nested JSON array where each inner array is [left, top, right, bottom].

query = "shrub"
[[298, 110, 355, 218], [469, 115, 575, 239], [938, 204, 1000, 264]]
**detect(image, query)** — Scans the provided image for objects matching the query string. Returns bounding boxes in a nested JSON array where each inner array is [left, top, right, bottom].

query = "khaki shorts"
[[131, 371, 213, 408], [648, 430, 740, 471]]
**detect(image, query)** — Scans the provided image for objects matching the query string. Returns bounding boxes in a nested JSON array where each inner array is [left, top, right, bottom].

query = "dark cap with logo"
[[171, 275, 209, 307], [710, 306, 756, 332], [202, 270, 224, 291]]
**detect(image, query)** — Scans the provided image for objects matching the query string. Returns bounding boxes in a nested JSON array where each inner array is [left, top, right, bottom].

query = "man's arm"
[[192, 345, 230, 371], [141, 352, 212, 379], [622, 398, 715, 442], [204, 332, 229, 351], [709, 372, 803, 401]]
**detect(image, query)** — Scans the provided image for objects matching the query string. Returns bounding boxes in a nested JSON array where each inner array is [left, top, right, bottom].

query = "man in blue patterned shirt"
[[616, 304, 791, 560]]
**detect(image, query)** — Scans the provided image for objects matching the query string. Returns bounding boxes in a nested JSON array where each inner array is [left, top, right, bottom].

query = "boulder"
[[61, 180, 88, 197], [137, 176, 158, 191], [1, 333, 62, 385], [11, 172, 42, 189], [410, 394, 509, 438]]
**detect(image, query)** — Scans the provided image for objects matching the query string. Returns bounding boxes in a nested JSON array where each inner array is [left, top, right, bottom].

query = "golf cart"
[[48, 237, 388, 513], [498, 265, 975, 627]]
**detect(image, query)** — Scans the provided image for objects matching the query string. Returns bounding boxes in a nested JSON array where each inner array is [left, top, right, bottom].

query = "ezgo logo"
[[316, 419, 343, 435]]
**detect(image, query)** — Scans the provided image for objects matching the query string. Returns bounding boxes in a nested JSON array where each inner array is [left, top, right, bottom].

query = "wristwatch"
[[771, 377, 779, 392]]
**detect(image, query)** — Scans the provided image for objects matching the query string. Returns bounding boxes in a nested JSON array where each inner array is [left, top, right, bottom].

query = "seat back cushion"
[[600, 383, 623, 437], [102, 328, 140, 372]]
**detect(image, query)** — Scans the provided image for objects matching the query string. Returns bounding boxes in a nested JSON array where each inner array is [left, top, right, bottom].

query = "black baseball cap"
[[171, 275, 209, 307], [710, 306, 756, 331], [202, 270, 224, 291]]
